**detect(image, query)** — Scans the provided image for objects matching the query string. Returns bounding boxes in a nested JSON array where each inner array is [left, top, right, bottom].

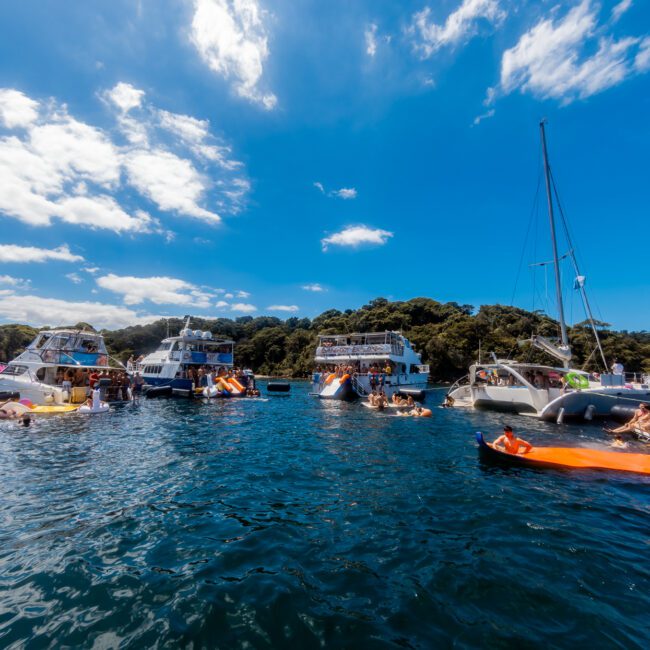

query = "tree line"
[[0, 298, 648, 381]]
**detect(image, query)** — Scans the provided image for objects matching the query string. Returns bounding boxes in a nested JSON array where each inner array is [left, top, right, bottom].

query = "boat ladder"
[[351, 374, 368, 396]]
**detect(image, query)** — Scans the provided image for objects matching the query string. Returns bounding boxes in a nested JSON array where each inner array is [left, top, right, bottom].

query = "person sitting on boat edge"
[[605, 403, 650, 435], [493, 426, 533, 455], [442, 394, 455, 408]]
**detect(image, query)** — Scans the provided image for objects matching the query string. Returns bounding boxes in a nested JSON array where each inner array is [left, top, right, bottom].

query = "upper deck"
[[11, 329, 109, 367], [141, 329, 235, 366], [315, 331, 418, 363]]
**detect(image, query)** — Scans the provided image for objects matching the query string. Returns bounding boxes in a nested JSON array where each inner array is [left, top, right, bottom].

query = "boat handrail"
[[448, 374, 469, 394]]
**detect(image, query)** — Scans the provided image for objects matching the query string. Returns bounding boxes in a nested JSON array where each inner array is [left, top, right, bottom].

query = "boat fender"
[[267, 382, 290, 393], [566, 372, 589, 390], [0, 391, 20, 401]]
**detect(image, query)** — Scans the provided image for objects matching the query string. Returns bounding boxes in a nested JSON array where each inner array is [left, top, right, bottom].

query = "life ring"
[[183, 351, 191, 361], [566, 372, 589, 389]]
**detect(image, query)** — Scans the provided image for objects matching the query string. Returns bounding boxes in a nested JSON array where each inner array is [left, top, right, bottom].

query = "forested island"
[[1, 298, 648, 381]]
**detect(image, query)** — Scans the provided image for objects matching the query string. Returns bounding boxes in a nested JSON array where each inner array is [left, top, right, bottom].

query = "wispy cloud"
[[313, 181, 325, 194], [487, 0, 649, 106], [313, 182, 357, 199], [407, 0, 506, 58], [0, 274, 30, 289], [96, 273, 215, 308], [301, 283, 325, 292], [365, 23, 378, 57], [267, 304, 299, 312], [65, 273, 83, 284], [0, 244, 83, 263], [472, 108, 495, 126], [321, 225, 393, 252], [230, 302, 257, 313], [611, 0, 633, 24], [189, 0, 277, 109]]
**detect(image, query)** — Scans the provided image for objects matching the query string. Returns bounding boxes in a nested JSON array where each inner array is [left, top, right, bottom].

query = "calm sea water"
[[1, 382, 649, 648]]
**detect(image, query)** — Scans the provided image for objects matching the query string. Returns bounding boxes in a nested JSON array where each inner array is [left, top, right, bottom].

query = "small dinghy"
[[476, 432, 650, 475]]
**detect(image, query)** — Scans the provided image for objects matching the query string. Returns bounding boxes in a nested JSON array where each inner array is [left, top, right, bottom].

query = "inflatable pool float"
[[78, 390, 110, 414], [0, 401, 78, 415], [476, 432, 650, 475]]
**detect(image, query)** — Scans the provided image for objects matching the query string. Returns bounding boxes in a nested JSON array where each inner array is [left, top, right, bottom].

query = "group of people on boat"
[[55, 367, 135, 402]]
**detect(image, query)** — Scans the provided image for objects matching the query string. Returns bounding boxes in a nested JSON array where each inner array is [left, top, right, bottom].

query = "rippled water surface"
[[1, 382, 649, 648]]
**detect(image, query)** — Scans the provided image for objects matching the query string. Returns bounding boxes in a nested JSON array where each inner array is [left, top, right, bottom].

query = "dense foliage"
[[1, 298, 648, 380]]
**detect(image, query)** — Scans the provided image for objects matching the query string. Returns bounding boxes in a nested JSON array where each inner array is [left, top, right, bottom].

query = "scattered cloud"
[[0, 83, 250, 234], [365, 23, 378, 57], [472, 108, 495, 126], [236, 290, 250, 298], [301, 283, 325, 292], [267, 304, 299, 312], [0, 274, 30, 289], [0, 89, 39, 128], [408, 0, 506, 58], [215, 300, 229, 308], [83, 266, 100, 274], [96, 273, 214, 308], [190, 0, 277, 109], [104, 82, 145, 113], [331, 188, 357, 200], [230, 302, 257, 313], [611, 0, 633, 24], [224, 292, 234, 299], [0, 244, 83, 263], [487, 0, 649, 106], [313, 182, 357, 199], [65, 272, 83, 284], [321, 225, 393, 251], [636, 37, 650, 71], [0, 294, 159, 329]]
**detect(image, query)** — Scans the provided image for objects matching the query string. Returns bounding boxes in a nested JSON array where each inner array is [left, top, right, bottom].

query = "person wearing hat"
[[493, 426, 533, 455]]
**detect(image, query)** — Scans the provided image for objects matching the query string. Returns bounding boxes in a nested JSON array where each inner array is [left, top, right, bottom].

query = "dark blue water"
[[1, 382, 649, 648]]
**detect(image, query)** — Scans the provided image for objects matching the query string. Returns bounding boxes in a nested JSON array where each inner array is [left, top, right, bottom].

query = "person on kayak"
[[493, 426, 533, 455]]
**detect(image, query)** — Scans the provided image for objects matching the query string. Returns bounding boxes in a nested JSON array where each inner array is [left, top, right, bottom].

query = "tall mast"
[[540, 119, 570, 367]]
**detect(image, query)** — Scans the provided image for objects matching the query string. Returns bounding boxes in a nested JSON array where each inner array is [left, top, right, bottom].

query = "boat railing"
[[316, 343, 404, 358], [351, 373, 369, 396], [448, 374, 469, 394]]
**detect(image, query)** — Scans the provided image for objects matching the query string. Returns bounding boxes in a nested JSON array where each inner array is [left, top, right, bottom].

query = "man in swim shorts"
[[493, 426, 533, 455], [605, 403, 650, 434]]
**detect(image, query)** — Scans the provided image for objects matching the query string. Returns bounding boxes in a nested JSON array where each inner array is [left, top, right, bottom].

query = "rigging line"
[[549, 169, 608, 369], [510, 171, 543, 306]]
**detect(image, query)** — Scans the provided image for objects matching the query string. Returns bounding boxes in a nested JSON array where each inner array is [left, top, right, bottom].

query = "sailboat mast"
[[540, 120, 570, 367]]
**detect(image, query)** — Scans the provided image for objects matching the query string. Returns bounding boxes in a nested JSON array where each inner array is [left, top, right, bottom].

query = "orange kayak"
[[476, 432, 650, 475]]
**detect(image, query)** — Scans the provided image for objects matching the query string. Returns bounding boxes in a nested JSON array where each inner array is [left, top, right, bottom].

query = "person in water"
[[442, 394, 455, 408], [605, 403, 650, 434], [493, 426, 533, 455]]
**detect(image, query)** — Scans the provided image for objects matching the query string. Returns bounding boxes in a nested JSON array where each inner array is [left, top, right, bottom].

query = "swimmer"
[[442, 394, 455, 408], [20, 413, 31, 427], [493, 426, 533, 455]]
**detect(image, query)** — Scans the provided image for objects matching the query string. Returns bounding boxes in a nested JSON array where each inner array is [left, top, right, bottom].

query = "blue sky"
[[0, 0, 648, 331]]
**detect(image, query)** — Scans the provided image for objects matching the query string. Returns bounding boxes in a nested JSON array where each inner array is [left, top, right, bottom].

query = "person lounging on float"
[[493, 426, 533, 455], [605, 403, 650, 435]]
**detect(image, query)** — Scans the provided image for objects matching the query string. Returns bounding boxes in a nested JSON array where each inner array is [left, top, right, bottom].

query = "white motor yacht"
[[312, 331, 429, 399]]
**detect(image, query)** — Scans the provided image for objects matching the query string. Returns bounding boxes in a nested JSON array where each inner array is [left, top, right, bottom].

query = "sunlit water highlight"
[[1, 382, 648, 648]]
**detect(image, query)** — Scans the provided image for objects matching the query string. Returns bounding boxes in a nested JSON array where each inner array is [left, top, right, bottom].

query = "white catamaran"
[[312, 331, 429, 400], [448, 121, 650, 422]]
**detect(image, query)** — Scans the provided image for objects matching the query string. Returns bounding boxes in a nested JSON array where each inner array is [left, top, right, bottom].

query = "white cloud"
[[365, 23, 378, 57], [0, 84, 249, 233], [331, 187, 357, 200], [190, 0, 277, 109], [301, 283, 325, 292], [612, 0, 633, 24], [267, 304, 298, 312], [472, 108, 495, 126], [97, 273, 214, 308], [636, 37, 650, 71], [236, 290, 250, 298], [124, 149, 221, 223], [215, 300, 229, 308], [0, 89, 39, 128], [83, 266, 100, 274], [0, 244, 83, 263], [313, 181, 325, 194], [0, 275, 30, 289], [65, 273, 83, 284], [321, 225, 393, 251], [104, 82, 145, 113], [224, 292, 234, 299], [230, 302, 257, 313], [408, 0, 506, 58], [489, 0, 649, 105], [0, 294, 159, 329]]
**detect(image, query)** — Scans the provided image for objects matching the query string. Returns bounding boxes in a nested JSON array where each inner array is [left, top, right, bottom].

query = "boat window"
[[36, 368, 46, 381], [157, 342, 172, 352], [0, 365, 28, 376], [30, 333, 51, 349]]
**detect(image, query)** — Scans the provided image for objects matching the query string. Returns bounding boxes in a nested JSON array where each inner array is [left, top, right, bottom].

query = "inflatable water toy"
[[476, 432, 650, 475], [0, 400, 78, 416], [78, 390, 109, 414]]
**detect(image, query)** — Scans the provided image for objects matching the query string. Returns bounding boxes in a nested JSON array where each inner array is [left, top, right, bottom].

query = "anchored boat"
[[0, 328, 122, 405], [311, 331, 429, 400], [448, 122, 650, 422], [137, 317, 249, 397]]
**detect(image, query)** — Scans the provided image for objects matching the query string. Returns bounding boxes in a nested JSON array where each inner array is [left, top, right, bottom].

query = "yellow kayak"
[[31, 405, 79, 414]]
